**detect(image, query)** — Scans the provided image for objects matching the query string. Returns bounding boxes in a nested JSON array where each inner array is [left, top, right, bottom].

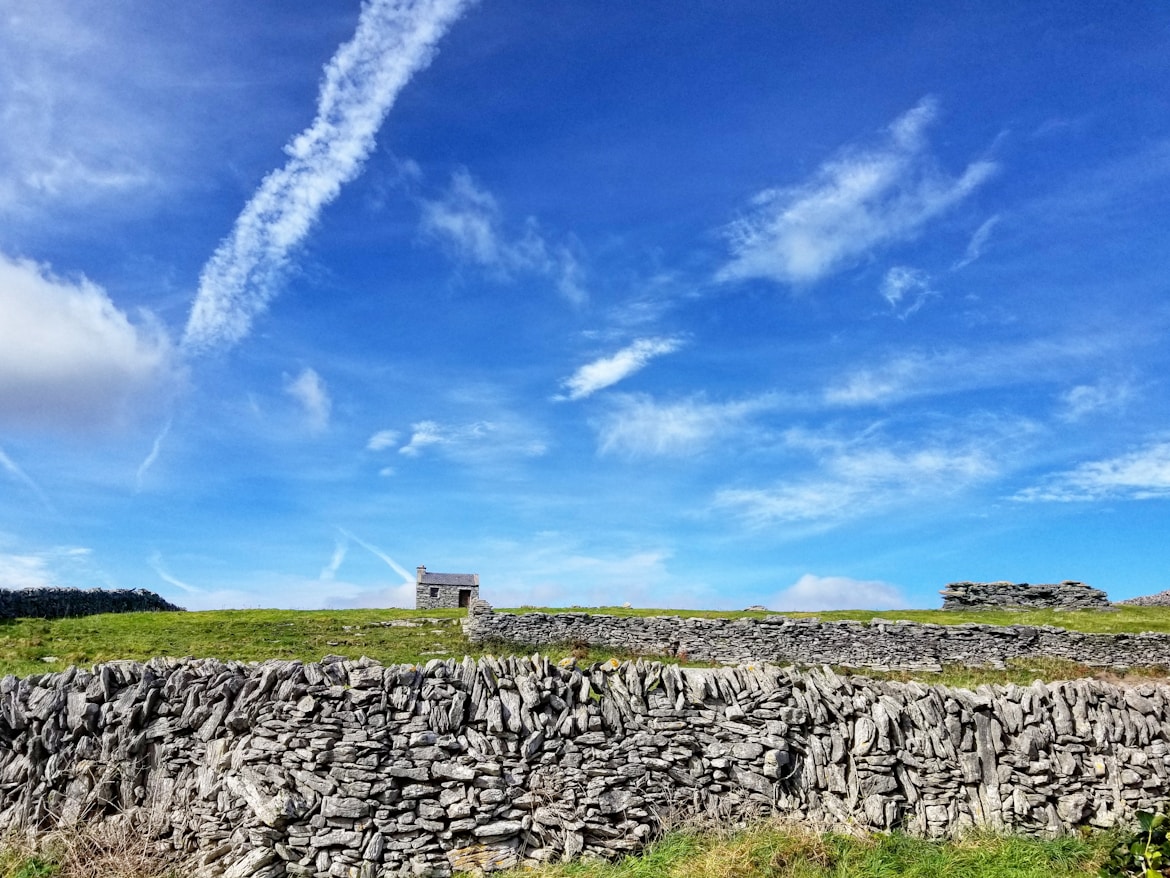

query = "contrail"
[[337, 527, 414, 584], [148, 551, 200, 595], [0, 444, 54, 513], [183, 0, 475, 353], [319, 536, 349, 581], [135, 418, 172, 492]]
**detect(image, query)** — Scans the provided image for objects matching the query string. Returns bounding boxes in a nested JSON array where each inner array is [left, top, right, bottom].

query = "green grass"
[[4, 605, 1170, 682], [0, 823, 1118, 878], [484, 823, 1115, 878], [0, 607, 467, 678]]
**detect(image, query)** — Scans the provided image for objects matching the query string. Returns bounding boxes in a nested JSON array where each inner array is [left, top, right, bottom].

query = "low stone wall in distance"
[[463, 605, 1170, 671], [1119, 590, 1170, 608], [1, 656, 1169, 877], [0, 587, 184, 620], [940, 581, 1112, 611]]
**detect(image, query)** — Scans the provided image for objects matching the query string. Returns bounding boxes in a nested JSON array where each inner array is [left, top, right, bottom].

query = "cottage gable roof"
[[418, 571, 477, 586]]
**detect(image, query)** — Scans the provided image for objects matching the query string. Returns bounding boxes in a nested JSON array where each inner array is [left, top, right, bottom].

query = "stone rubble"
[[939, 581, 1112, 611], [2, 654, 1170, 877], [1118, 591, 1170, 608], [464, 603, 1170, 671], [0, 587, 184, 620]]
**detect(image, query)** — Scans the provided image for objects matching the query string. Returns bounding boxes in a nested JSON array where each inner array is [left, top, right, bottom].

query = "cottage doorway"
[[458, 589, 471, 608]]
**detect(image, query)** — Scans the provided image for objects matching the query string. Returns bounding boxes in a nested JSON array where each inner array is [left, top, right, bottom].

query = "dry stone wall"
[[2, 655, 1170, 877], [1119, 591, 1170, 608], [464, 605, 1170, 671], [940, 581, 1111, 611], [0, 587, 183, 620]]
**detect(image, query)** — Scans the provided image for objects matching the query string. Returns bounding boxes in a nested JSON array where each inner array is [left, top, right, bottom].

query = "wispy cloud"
[[0, 251, 173, 430], [284, 367, 331, 432], [595, 393, 775, 458], [952, 214, 1001, 270], [558, 337, 682, 400], [715, 427, 1003, 528], [717, 97, 996, 287], [1013, 440, 1170, 502], [366, 429, 400, 451], [1058, 379, 1134, 423], [182, 0, 475, 352], [880, 266, 936, 318], [822, 334, 1124, 408], [420, 168, 586, 305], [769, 573, 908, 611], [398, 418, 548, 461], [0, 5, 159, 216], [135, 418, 172, 492]]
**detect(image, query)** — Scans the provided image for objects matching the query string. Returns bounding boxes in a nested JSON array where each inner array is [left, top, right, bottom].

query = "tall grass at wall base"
[[484, 823, 1116, 878], [0, 826, 181, 878]]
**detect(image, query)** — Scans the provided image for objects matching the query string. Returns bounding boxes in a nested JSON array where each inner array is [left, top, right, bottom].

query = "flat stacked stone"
[[463, 604, 1164, 671], [1, 655, 1169, 876], [939, 580, 1111, 611], [1117, 590, 1170, 607]]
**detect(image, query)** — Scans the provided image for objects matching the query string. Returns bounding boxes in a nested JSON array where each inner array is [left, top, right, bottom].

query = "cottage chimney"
[[416, 566, 426, 583]]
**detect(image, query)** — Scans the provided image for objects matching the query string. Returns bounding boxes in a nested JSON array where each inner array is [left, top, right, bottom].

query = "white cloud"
[[559, 337, 682, 400], [0, 5, 159, 215], [399, 420, 448, 457], [822, 334, 1121, 409], [182, 0, 475, 352], [0, 545, 99, 591], [398, 418, 548, 461], [595, 394, 775, 458], [880, 266, 936, 318], [1058, 380, 1134, 423], [420, 168, 586, 305], [952, 214, 1001, 270], [1013, 441, 1170, 502], [366, 429, 400, 451], [715, 428, 1001, 527], [769, 574, 909, 612], [717, 98, 996, 287], [0, 252, 173, 430], [284, 367, 331, 432], [0, 553, 56, 590], [823, 354, 932, 406]]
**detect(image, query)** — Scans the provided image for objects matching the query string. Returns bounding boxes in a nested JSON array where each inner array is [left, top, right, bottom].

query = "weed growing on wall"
[[1102, 810, 1170, 877]]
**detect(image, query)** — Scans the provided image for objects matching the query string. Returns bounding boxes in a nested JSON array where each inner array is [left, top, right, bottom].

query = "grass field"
[[4, 604, 1170, 683]]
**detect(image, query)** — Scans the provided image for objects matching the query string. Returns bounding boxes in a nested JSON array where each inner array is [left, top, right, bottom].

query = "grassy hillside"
[[3, 604, 1170, 685]]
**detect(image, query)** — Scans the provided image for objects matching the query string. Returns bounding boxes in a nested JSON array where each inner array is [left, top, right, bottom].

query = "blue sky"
[[2, 0, 1170, 612]]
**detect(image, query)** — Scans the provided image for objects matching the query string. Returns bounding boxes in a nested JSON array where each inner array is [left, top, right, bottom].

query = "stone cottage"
[[414, 566, 479, 610]]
